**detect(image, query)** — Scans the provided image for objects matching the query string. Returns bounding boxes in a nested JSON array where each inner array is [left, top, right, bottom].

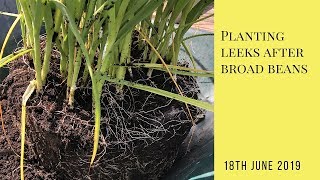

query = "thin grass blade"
[[0, 14, 21, 59], [20, 80, 36, 180], [104, 76, 213, 112], [0, 49, 33, 68], [50, 0, 101, 166]]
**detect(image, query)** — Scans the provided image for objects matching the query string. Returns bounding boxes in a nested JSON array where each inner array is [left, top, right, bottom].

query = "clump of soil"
[[0, 43, 203, 179]]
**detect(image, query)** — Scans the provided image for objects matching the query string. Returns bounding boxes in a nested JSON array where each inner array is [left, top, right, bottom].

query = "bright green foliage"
[[143, 0, 214, 76], [1, 0, 214, 178]]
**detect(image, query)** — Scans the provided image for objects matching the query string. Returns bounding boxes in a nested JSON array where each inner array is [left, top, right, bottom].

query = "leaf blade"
[[104, 76, 213, 112]]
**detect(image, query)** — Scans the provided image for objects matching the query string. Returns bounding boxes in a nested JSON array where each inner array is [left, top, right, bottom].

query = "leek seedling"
[[146, 0, 214, 77], [32, 0, 44, 92], [20, 80, 37, 180], [41, 4, 54, 83], [1, 0, 214, 178]]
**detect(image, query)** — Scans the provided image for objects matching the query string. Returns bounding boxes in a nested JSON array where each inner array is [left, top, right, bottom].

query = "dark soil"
[[0, 41, 203, 179]]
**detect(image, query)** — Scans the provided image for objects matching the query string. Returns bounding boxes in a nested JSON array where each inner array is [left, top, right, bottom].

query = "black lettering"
[[222, 65, 228, 73], [301, 65, 308, 73], [269, 65, 275, 73], [222, 31, 229, 41]]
